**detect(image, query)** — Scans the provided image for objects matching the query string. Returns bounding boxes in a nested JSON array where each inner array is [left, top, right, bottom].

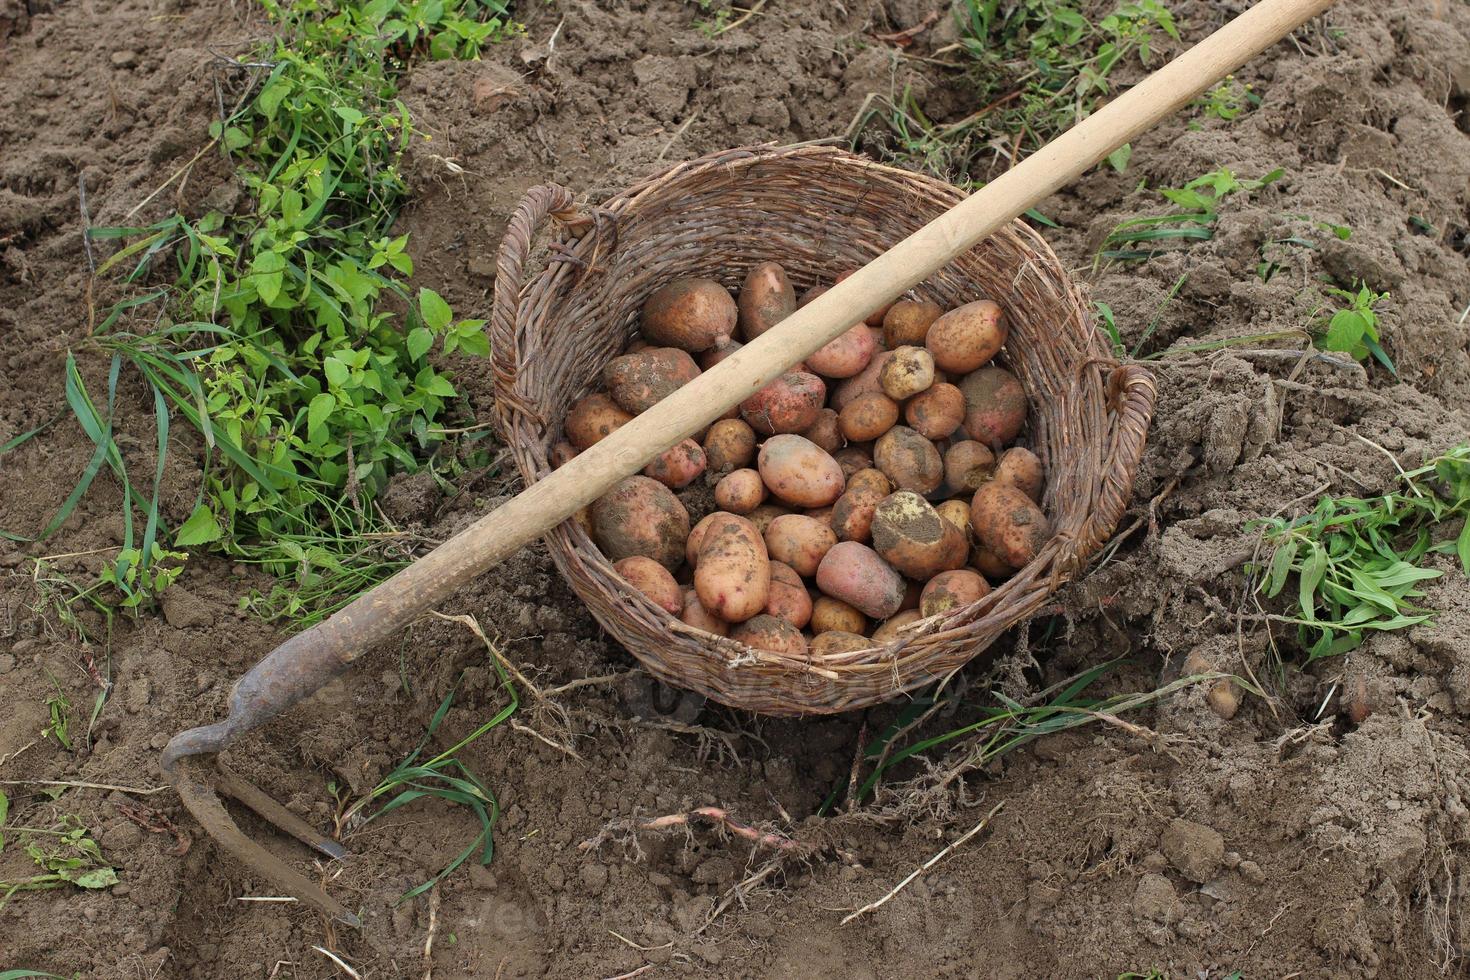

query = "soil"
[[3, 0, 1470, 977]]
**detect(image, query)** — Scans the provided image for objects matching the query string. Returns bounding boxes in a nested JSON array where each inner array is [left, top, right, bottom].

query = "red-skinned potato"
[[839, 391, 900, 442], [604, 347, 701, 414], [641, 278, 737, 352], [806, 323, 876, 379], [565, 393, 633, 450], [741, 371, 826, 435], [944, 441, 996, 493], [883, 299, 943, 349], [811, 630, 871, 656], [873, 609, 926, 644], [614, 556, 683, 614], [804, 506, 834, 527], [833, 445, 874, 480], [681, 589, 729, 637], [870, 491, 968, 580], [738, 262, 796, 341], [765, 560, 813, 629], [972, 542, 1017, 580], [874, 426, 944, 494], [904, 383, 966, 441], [835, 269, 893, 326], [811, 595, 867, 635], [591, 476, 691, 571], [925, 300, 1007, 373], [550, 441, 578, 468], [879, 346, 936, 401], [920, 569, 991, 618], [686, 511, 724, 568], [800, 408, 846, 454], [731, 614, 808, 655], [970, 482, 1050, 568], [764, 514, 836, 577], [798, 284, 828, 307], [900, 578, 923, 612], [993, 446, 1043, 501], [831, 350, 895, 411], [747, 503, 793, 536], [643, 438, 707, 489], [714, 468, 768, 514], [815, 541, 905, 620], [695, 513, 770, 623], [958, 365, 1027, 447], [699, 338, 742, 371], [703, 418, 757, 474], [758, 434, 845, 508], [830, 482, 885, 544]]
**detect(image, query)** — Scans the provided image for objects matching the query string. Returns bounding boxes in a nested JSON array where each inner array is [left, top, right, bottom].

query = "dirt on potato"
[[3, 0, 1470, 978]]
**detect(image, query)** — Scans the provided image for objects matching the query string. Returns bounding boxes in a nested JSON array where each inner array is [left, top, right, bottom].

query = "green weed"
[[1312, 281, 1393, 373], [40, 687, 72, 752], [0, 806, 119, 907], [1190, 75, 1260, 124], [1253, 445, 1470, 661], [1098, 167, 1283, 264]]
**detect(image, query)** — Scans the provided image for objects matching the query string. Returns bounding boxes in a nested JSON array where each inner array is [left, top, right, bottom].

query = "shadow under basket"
[[490, 144, 1156, 717]]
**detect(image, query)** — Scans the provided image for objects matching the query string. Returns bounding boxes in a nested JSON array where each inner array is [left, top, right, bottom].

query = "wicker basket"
[[490, 144, 1155, 716]]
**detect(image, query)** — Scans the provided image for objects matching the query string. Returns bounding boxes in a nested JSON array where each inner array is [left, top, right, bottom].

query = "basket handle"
[[491, 183, 580, 425], [1080, 363, 1157, 558]]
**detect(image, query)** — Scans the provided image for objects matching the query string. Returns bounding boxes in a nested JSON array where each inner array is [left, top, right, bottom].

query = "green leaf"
[[1106, 143, 1132, 173], [1323, 310, 1368, 353], [455, 325, 490, 357], [419, 288, 453, 331], [71, 866, 119, 889], [422, 374, 457, 398], [407, 326, 434, 361], [175, 503, 223, 547], [1458, 520, 1470, 576], [323, 356, 350, 387], [1298, 546, 1327, 620], [1264, 538, 1297, 597], [333, 106, 366, 129], [307, 392, 336, 440], [223, 127, 251, 151]]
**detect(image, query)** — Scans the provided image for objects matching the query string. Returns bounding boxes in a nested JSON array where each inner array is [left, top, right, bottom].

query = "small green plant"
[[1313, 281, 1393, 373], [1190, 74, 1260, 123], [1254, 445, 1470, 661], [0, 809, 119, 907], [96, 544, 187, 610], [1099, 167, 1283, 264], [40, 684, 72, 752]]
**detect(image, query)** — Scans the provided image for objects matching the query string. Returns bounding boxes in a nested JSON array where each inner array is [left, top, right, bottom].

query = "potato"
[[699, 338, 742, 371], [831, 350, 894, 411], [835, 269, 893, 326], [681, 589, 729, 637], [903, 382, 966, 441], [765, 560, 813, 629], [747, 503, 792, 536], [695, 513, 770, 622], [870, 491, 968, 580], [872, 609, 926, 644], [703, 418, 757, 474], [591, 476, 691, 571], [993, 446, 1043, 501], [883, 299, 943, 349], [943, 440, 996, 493], [935, 498, 972, 537], [550, 441, 578, 468], [738, 262, 796, 341], [970, 482, 1050, 568], [800, 408, 845, 454], [731, 614, 808, 655], [741, 371, 826, 435], [804, 506, 834, 527], [643, 438, 707, 489], [764, 514, 836, 577], [565, 393, 633, 450], [641, 278, 737, 352], [874, 426, 944, 494], [686, 511, 724, 568], [815, 541, 905, 620], [758, 434, 845, 508], [830, 483, 884, 544], [920, 569, 991, 618], [811, 595, 867, 635], [714, 468, 768, 514], [838, 391, 900, 442], [626, 339, 650, 354], [971, 543, 1017, 580], [614, 556, 683, 614], [925, 300, 1006, 374], [833, 446, 873, 480], [810, 630, 871, 656], [847, 468, 892, 498], [879, 346, 935, 401], [900, 578, 923, 612], [604, 347, 701, 414], [798, 284, 828, 307], [957, 365, 1027, 447], [806, 323, 876, 379]]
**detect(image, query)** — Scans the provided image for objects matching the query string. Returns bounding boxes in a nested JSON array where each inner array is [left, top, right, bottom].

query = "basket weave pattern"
[[491, 145, 1155, 716]]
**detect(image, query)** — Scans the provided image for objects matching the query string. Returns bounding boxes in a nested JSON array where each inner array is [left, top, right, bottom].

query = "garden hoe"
[[161, 0, 1338, 926]]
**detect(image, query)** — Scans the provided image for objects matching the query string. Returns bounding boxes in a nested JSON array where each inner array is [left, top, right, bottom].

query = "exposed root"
[[579, 805, 818, 859]]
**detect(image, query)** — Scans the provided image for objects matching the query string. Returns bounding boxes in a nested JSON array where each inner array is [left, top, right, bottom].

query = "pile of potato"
[[555, 262, 1049, 658]]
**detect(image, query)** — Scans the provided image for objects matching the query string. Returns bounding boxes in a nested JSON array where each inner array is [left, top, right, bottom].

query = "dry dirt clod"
[[1160, 818, 1225, 884]]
